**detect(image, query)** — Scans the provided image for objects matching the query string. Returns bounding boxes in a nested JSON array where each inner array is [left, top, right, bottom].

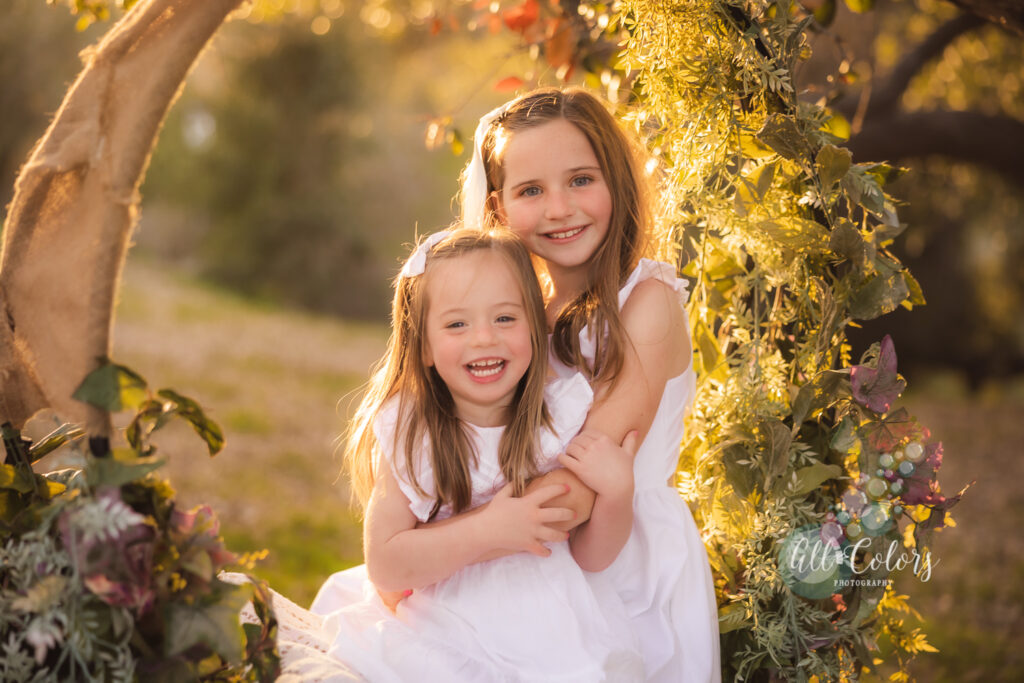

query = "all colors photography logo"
[[779, 442, 939, 600]]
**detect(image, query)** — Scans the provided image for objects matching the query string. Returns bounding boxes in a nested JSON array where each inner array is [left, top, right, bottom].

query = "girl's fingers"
[[564, 442, 587, 459], [527, 543, 552, 557], [539, 527, 570, 543], [494, 482, 514, 499], [526, 482, 571, 504], [557, 453, 582, 473]]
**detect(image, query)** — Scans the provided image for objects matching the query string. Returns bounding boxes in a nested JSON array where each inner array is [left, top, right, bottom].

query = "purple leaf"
[[851, 335, 906, 413]]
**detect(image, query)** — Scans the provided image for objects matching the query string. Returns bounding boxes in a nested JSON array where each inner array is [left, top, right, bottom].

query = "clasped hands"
[[376, 429, 638, 612]]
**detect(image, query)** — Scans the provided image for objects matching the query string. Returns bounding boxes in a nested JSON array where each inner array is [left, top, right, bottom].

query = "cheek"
[[501, 201, 535, 236]]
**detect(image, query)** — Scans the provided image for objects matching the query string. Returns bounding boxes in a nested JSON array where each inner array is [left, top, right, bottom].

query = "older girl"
[[460, 88, 721, 682]]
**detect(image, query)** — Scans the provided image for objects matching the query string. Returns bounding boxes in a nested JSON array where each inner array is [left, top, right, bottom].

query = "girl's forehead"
[[500, 119, 598, 177], [426, 250, 521, 295]]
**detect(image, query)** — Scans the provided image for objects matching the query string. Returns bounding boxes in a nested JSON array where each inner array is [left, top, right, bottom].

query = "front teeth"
[[547, 226, 584, 240], [468, 359, 504, 377]]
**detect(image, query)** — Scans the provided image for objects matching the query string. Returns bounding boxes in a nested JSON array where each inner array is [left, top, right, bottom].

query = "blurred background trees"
[[3, 0, 1020, 379]]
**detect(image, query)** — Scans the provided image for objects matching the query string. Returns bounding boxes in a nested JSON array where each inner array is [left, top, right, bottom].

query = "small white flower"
[[25, 618, 63, 665]]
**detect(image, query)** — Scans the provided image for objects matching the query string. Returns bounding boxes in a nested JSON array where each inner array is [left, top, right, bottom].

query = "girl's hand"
[[558, 430, 639, 503], [523, 467, 596, 532], [482, 482, 575, 557], [377, 587, 413, 613]]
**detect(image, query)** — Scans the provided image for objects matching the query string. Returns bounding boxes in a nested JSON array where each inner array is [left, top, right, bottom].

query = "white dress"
[[309, 373, 644, 682], [549, 259, 721, 683]]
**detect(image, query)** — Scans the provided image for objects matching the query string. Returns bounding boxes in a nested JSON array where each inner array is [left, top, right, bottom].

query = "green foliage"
[[609, 0, 964, 678], [1, 363, 279, 681]]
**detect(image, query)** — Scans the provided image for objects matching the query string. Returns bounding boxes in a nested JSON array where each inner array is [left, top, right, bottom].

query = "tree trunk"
[[0, 0, 243, 435]]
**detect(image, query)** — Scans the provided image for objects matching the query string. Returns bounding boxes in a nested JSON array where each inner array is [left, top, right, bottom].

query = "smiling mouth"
[[544, 225, 586, 240], [466, 359, 506, 378]]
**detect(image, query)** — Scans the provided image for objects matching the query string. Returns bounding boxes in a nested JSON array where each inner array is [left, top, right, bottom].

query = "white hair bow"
[[460, 101, 513, 232], [400, 230, 452, 278]]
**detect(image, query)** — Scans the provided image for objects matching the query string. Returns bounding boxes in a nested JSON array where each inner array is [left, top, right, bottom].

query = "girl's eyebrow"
[[507, 166, 602, 190], [438, 301, 525, 316]]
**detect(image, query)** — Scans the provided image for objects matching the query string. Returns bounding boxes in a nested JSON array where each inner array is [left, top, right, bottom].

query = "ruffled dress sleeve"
[[533, 372, 594, 472], [372, 397, 437, 523]]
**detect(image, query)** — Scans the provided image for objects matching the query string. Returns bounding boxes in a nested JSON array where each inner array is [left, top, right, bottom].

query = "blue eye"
[[496, 315, 516, 323], [446, 321, 466, 329], [519, 186, 541, 197], [571, 175, 593, 187]]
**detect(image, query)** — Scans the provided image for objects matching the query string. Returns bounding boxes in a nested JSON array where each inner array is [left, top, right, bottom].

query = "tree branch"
[[866, 13, 985, 119], [846, 109, 1024, 186], [0, 0, 243, 432], [834, 13, 985, 123], [949, 0, 1024, 37]]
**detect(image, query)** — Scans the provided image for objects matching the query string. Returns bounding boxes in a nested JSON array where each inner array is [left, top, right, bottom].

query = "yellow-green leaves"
[[73, 361, 148, 413], [757, 113, 810, 161], [816, 144, 852, 188], [758, 217, 830, 251]]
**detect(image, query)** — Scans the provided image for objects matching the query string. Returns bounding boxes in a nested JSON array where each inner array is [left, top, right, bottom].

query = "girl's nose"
[[544, 188, 573, 220], [472, 325, 497, 346]]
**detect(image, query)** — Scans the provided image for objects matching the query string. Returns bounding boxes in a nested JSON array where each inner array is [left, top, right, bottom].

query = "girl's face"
[[422, 250, 533, 427], [496, 119, 613, 280]]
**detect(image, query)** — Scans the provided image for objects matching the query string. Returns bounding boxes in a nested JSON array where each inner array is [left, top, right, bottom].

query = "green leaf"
[[757, 114, 808, 161], [828, 221, 868, 268], [862, 162, 905, 187], [848, 272, 910, 320], [164, 583, 250, 663], [841, 167, 886, 216], [830, 416, 861, 456], [0, 490, 23, 525], [734, 162, 778, 216], [156, 389, 225, 456], [72, 361, 148, 412], [694, 323, 724, 375], [789, 463, 843, 495], [723, 444, 759, 498], [126, 398, 166, 452], [85, 450, 166, 489], [820, 110, 851, 142], [758, 217, 829, 251], [761, 419, 793, 483], [844, 0, 874, 13], [28, 423, 86, 462], [792, 370, 847, 426], [902, 271, 926, 309], [718, 601, 750, 634], [816, 144, 852, 188], [1, 463, 34, 493]]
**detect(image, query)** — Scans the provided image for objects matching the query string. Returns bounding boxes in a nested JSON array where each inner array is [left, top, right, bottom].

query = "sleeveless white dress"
[[309, 373, 644, 682], [549, 259, 721, 683]]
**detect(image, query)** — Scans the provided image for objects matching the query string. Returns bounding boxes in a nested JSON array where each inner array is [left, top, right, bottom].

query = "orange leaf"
[[503, 0, 540, 34], [545, 17, 574, 70], [430, 17, 443, 35], [494, 76, 525, 92]]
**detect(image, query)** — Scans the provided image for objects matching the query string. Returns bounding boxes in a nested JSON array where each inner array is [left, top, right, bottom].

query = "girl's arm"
[[560, 278, 692, 572], [411, 467, 594, 570], [365, 461, 575, 592]]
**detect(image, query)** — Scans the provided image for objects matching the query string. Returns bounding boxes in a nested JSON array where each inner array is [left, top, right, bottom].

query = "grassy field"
[[109, 256, 387, 605], [44, 257, 1018, 677]]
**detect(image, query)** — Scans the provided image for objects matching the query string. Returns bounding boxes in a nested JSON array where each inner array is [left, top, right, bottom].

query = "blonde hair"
[[468, 87, 652, 384], [346, 227, 551, 518]]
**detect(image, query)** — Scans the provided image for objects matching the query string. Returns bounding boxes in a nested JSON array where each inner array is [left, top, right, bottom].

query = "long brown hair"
[[470, 87, 651, 384], [345, 227, 552, 518]]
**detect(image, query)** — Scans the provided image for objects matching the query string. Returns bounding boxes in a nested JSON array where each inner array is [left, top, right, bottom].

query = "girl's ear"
[[487, 190, 507, 224], [422, 340, 434, 368]]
